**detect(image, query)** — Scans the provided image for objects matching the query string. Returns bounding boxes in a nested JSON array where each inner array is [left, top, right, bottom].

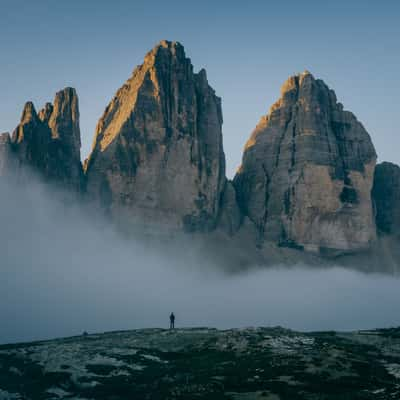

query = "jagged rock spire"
[[234, 72, 377, 254], [372, 162, 400, 236], [85, 40, 226, 232], [38, 102, 54, 123], [49, 87, 81, 153], [4, 88, 82, 191]]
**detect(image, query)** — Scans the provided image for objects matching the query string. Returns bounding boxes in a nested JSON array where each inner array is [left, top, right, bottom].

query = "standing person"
[[169, 312, 175, 329]]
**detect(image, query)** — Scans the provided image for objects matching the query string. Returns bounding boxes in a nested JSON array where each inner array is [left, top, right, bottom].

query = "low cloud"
[[1, 175, 400, 344]]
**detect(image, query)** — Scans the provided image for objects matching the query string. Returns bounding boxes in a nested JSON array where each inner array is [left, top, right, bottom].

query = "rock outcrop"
[[372, 162, 400, 236], [85, 40, 226, 232], [0, 132, 14, 176], [216, 180, 242, 235], [234, 71, 377, 254], [11, 101, 50, 177], [4, 88, 82, 191], [2, 44, 396, 265], [4, 327, 400, 399], [45, 88, 82, 190]]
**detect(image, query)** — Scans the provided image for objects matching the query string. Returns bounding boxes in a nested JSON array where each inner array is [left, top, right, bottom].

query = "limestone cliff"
[[45, 88, 82, 190], [11, 101, 50, 176], [372, 162, 400, 236], [216, 180, 242, 235], [0, 132, 15, 176], [85, 41, 226, 232], [4, 88, 82, 191], [1, 49, 393, 264], [234, 71, 377, 254]]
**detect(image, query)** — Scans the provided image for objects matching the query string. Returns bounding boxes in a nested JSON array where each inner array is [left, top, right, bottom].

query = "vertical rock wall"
[[85, 41, 226, 232], [234, 72, 377, 254], [3, 88, 82, 191]]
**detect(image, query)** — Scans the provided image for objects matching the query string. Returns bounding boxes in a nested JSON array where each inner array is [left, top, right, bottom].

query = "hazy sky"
[[1, 0, 399, 177]]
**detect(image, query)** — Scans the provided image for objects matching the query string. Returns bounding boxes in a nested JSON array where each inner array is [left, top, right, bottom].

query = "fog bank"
[[1, 177, 400, 345]]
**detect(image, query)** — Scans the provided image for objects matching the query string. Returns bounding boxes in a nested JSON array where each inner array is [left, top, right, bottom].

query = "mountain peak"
[[151, 40, 184, 54], [38, 102, 54, 122], [143, 40, 186, 67], [49, 87, 80, 150], [21, 101, 38, 124], [85, 41, 225, 232], [280, 70, 315, 96], [235, 71, 376, 254], [5, 88, 82, 188], [300, 69, 313, 78]]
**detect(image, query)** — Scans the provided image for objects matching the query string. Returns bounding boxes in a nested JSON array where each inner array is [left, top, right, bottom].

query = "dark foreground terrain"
[[1, 327, 400, 399]]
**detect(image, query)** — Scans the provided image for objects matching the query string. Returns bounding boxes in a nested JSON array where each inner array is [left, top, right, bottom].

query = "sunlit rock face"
[[372, 162, 400, 236], [4, 88, 82, 191], [234, 71, 377, 254], [85, 40, 226, 232]]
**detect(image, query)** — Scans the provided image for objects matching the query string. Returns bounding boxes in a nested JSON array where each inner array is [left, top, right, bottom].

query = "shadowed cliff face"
[[0, 132, 14, 175], [85, 40, 226, 233], [372, 162, 400, 236], [2, 88, 82, 192], [234, 71, 377, 254]]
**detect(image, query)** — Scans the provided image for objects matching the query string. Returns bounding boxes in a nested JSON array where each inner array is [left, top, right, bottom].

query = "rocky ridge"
[[1, 41, 400, 265], [1, 327, 400, 399], [1, 88, 82, 192]]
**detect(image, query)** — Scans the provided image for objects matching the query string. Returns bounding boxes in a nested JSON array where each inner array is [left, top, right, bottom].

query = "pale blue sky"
[[1, 0, 399, 177]]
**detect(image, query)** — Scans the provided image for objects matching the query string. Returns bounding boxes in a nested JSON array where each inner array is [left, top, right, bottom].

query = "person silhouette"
[[169, 312, 175, 329]]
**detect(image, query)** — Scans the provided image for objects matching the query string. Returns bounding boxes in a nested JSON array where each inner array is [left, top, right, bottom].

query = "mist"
[[1, 176, 400, 345]]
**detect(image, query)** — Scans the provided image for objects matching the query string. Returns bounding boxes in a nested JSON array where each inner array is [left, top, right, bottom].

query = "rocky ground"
[[1, 327, 400, 399]]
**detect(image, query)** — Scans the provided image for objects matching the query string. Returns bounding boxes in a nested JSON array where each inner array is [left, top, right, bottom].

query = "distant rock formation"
[[234, 71, 377, 254], [11, 101, 51, 177], [0, 132, 14, 176], [372, 162, 400, 236], [2, 88, 82, 191], [85, 40, 226, 232], [2, 42, 400, 266]]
